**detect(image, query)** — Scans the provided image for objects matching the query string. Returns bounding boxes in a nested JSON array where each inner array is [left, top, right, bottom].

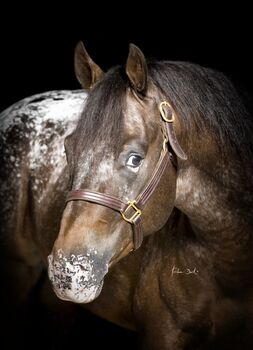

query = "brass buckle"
[[121, 200, 142, 224], [159, 101, 175, 123], [163, 134, 169, 152]]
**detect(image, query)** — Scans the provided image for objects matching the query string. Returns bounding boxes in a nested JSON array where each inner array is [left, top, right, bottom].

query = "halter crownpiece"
[[159, 101, 187, 160], [66, 101, 187, 250]]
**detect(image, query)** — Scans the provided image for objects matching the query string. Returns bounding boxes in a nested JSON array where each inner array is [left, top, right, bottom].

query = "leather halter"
[[66, 101, 187, 250]]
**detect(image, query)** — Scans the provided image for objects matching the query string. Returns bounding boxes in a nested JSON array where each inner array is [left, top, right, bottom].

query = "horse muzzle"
[[47, 249, 108, 303]]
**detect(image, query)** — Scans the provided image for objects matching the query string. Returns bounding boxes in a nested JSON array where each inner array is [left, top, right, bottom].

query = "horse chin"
[[53, 279, 104, 304]]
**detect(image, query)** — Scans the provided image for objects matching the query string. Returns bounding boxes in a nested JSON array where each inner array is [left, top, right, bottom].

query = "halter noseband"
[[66, 101, 187, 250]]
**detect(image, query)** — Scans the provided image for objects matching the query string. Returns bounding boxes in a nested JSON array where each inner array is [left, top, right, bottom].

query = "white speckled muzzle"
[[47, 249, 108, 303]]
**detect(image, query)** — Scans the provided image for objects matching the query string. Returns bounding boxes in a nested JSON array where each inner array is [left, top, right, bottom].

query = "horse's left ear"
[[126, 43, 148, 94], [74, 41, 104, 90]]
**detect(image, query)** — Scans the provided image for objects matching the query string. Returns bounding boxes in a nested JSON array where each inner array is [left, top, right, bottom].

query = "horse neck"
[[174, 156, 253, 292], [175, 153, 252, 242]]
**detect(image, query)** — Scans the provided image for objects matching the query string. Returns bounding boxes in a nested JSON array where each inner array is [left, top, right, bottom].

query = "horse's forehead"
[[124, 91, 155, 137]]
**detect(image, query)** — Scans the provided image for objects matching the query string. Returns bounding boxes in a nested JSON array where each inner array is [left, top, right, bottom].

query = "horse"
[[1, 42, 253, 349]]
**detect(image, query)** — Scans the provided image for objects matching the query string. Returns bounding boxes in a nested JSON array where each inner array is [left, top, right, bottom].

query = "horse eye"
[[126, 154, 143, 170]]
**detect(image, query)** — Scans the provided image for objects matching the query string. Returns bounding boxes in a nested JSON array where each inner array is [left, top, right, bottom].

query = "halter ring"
[[159, 101, 175, 123]]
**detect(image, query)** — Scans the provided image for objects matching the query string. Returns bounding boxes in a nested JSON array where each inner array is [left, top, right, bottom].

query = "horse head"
[[48, 42, 185, 303]]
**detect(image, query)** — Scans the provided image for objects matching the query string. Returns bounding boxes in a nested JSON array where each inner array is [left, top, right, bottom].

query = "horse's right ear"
[[74, 41, 104, 90]]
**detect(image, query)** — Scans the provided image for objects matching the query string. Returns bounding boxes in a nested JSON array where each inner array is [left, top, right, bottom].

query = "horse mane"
[[148, 60, 253, 163], [72, 60, 253, 167], [72, 67, 126, 162]]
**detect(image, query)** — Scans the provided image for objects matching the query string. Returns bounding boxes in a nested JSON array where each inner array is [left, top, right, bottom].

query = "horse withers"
[[1, 42, 253, 349]]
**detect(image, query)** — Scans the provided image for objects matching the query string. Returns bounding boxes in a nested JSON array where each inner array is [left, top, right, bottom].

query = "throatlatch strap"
[[166, 123, 187, 160]]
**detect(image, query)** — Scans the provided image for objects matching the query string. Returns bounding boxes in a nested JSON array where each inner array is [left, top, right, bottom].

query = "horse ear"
[[126, 43, 148, 94], [74, 41, 104, 90]]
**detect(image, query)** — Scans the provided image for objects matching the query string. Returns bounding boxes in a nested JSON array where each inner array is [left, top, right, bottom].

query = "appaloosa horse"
[[1, 42, 253, 349]]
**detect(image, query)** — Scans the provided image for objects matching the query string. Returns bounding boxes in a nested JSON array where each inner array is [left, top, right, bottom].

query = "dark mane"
[[73, 60, 253, 165], [148, 60, 253, 162], [72, 66, 127, 160]]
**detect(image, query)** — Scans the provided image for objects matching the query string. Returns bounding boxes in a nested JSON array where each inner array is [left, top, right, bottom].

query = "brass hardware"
[[163, 134, 169, 152], [121, 200, 142, 223], [159, 101, 175, 123]]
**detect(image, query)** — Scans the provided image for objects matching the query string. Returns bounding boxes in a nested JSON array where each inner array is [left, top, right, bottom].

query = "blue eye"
[[126, 154, 143, 170]]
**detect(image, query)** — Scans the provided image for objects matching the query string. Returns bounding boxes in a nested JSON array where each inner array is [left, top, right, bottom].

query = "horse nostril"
[[79, 264, 89, 272]]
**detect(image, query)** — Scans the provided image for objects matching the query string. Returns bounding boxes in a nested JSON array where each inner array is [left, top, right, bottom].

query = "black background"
[[0, 4, 252, 349], [0, 5, 252, 112]]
